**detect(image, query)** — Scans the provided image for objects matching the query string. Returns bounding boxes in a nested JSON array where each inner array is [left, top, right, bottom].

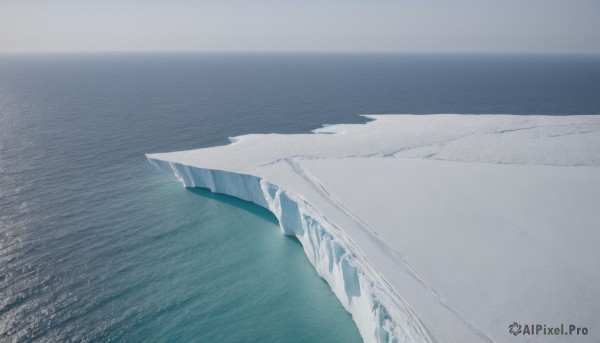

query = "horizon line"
[[1, 50, 600, 56]]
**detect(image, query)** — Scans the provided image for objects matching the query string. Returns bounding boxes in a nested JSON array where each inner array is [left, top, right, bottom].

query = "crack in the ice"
[[254, 122, 600, 170], [288, 157, 495, 343]]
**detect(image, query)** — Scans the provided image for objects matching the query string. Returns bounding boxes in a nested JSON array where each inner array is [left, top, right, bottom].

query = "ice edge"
[[145, 155, 436, 343]]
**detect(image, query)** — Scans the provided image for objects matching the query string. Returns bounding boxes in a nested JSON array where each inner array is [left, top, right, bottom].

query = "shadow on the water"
[[186, 187, 279, 225], [287, 234, 303, 247], [186, 188, 304, 246]]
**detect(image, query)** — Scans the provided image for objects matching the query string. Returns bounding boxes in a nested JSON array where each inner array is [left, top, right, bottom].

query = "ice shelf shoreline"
[[147, 159, 435, 342], [147, 115, 600, 343]]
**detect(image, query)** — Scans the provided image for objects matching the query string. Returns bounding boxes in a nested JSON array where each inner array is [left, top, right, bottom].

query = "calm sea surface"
[[1, 53, 599, 342]]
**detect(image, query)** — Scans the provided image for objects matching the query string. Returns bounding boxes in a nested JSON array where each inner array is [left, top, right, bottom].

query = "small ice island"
[[147, 115, 600, 343]]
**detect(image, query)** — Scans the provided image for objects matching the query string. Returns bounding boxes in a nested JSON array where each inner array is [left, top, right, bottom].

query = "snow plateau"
[[146, 115, 600, 343]]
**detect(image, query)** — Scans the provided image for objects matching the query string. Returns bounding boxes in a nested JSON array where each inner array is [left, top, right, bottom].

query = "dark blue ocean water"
[[1, 53, 599, 342]]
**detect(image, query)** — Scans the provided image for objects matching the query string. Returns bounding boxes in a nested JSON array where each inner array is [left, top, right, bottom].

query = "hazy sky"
[[1, 0, 599, 53]]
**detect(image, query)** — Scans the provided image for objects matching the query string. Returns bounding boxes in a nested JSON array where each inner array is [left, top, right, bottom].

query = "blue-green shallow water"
[[1, 53, 599, 342]]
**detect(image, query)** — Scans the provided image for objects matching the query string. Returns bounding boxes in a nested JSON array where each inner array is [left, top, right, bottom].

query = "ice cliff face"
[[147, 158, 434, 343]]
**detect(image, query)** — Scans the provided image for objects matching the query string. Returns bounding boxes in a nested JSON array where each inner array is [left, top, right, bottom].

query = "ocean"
[[1, 53, 599, 342]]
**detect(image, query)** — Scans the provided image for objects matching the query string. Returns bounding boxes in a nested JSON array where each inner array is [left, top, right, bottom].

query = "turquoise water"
[[1, 53, 599, 342]]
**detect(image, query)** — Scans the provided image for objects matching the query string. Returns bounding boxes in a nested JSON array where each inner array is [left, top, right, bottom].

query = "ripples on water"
[[0, 53, 599, 342]]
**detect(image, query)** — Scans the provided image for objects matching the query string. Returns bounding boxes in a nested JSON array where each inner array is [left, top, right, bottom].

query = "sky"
[[1, 0, 599, 53]]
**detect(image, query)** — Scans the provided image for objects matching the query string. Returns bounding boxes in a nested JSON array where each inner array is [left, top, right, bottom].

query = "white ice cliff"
[[146, 115, 600, 343]]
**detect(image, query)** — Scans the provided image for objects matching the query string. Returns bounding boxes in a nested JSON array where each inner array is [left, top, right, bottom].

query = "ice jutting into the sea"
[[148, 115, 600, 343]]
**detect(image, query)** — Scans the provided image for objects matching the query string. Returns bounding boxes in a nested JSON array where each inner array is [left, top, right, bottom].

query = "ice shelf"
[[147, 115, 600, 343]]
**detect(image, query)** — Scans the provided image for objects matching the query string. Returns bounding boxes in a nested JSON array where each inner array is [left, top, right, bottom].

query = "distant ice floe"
[[147, 115, 600, 343]]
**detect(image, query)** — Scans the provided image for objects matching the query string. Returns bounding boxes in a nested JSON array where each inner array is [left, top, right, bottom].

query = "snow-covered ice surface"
[[146, 115, 600, 343]]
